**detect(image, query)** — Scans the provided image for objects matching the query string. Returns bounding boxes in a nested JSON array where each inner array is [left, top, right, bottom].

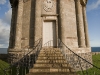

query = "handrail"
[[43, 40, 53, 47], [59, 39, 100, 69], [58, 39, 100, 75], [42, 39, 100, 74], [2, 38, 100, 75], [3, 38, 42, 75]]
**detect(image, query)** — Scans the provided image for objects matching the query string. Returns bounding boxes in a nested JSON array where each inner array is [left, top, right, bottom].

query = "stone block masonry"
[[8, 0, 92, 72]]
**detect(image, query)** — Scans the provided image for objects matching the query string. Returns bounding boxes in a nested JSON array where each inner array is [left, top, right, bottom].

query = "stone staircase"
[[27, 48, 77, 75]]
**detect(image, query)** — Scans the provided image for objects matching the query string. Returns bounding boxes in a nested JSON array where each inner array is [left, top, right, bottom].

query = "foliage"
[[0, 60, 9, 75]]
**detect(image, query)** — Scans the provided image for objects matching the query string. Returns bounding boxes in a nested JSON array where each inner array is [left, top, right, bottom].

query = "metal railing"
[[43, 40, 53, 47], [2, 38, 42, 75], [58, 39, 100, 75], [1, 38, 100, 75]]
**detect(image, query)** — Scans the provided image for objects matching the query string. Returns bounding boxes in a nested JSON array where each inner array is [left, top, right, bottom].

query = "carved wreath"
[[43, 0, 54, 12]]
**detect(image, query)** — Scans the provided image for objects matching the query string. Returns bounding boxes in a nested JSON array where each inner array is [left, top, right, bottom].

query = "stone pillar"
[[83, 6, 90, 47], [14, 0, 23, 50], [76, 0, 86, 48], [59, 0, 66, 44], [9, 7, 16, 48], [35, 0, 42, 41]]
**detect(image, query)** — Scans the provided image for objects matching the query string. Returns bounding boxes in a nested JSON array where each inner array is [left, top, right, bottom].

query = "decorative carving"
[[43, 0, 54, 12], [81, 0, 88, 6]]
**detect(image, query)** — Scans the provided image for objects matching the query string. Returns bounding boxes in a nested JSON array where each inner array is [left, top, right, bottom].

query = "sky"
[[0, 0, 100, 48]]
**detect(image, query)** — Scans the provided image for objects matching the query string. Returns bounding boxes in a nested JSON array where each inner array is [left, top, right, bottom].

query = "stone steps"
[[27, 48, 77, 75], [40, 51, 61, 54], [27, 72, 77, 75], [38, 54, 63, 57], [40, 49, 61, 52], [34, 64, 69, 67], [37, 57, 65, 60], [29, 68, 74, 73], [36, 60, 66, 64]]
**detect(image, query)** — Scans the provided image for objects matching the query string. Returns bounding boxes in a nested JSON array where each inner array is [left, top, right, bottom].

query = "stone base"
[[65, 52, 93, 71], [7, 48, 35, 63], [64, 47, 92, 71]]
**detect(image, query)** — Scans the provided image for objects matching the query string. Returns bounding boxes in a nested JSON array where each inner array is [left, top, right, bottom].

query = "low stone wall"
[[65, 52, 93, 71], [0, 54, 8, 61], [92, 52, 100, 55]]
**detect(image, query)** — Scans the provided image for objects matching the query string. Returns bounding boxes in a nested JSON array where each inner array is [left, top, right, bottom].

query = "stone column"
[[9, 7, 16, 48], [34, 0, 42, 41], [83, 6, 90, 47], [14, 0, 23, 50], [76, 0, 86, 48], [59, 0, 66, 44]]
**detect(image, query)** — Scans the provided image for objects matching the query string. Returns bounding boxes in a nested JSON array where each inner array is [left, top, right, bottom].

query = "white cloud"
[[0, 8, 12, 48], [87, 0, 100, 11], [2, 8, 12, 25], [0, 0, 6, 4], [7, 1, 11, 9], [0, 44, 4, 47], [0, 19, 10, 43], [0, 1, 12, 48]]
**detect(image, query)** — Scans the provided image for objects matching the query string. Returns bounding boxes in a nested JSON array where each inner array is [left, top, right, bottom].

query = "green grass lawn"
[[0, 54, 100, 75], [92, 54, 100, 68], [0, 60, 9, 75], [0, 60, 29, 75]]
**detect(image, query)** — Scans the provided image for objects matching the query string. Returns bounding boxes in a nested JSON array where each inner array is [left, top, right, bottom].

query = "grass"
[[0, 60, 9, 75], [0, 54, 100, 75], [92, 54, 100, 68], [0, 59, 29, 75], [78, 54, 100, 75]]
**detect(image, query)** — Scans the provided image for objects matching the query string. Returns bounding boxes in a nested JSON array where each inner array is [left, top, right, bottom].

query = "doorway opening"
[[43, 20, 57, 47]]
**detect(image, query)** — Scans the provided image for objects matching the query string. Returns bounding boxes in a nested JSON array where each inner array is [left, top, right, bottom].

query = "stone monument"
[[8, 0, 92, 66]]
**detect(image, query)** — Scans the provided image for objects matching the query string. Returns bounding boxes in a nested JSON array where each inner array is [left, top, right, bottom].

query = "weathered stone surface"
[[14, 0, 23, 49], [8, 0, 91, 50], [8, 0, 92, 73], [22, 0, 31, 48], [27, 48, 77, 75], [59, 0, 78, 48]]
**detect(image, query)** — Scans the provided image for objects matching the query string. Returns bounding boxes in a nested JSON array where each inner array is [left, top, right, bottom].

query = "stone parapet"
[[92, 52, 100, 55]]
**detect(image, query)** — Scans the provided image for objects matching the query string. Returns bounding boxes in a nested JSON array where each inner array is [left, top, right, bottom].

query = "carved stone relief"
[[43, 0, 55, 12]]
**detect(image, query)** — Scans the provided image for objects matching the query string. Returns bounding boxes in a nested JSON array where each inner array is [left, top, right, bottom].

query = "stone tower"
[[8, 0, 92, 63]]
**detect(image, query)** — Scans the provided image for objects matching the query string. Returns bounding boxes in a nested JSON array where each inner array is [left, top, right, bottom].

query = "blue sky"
[[86, 0, 100, 47], [0, 0, 100, 48]]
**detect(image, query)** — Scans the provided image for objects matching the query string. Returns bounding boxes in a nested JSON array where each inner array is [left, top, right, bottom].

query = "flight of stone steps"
[[27, 48, 77, 75]]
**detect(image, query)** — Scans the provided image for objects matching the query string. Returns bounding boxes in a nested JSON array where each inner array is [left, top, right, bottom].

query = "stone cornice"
[[9, 0, 18, 8]]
